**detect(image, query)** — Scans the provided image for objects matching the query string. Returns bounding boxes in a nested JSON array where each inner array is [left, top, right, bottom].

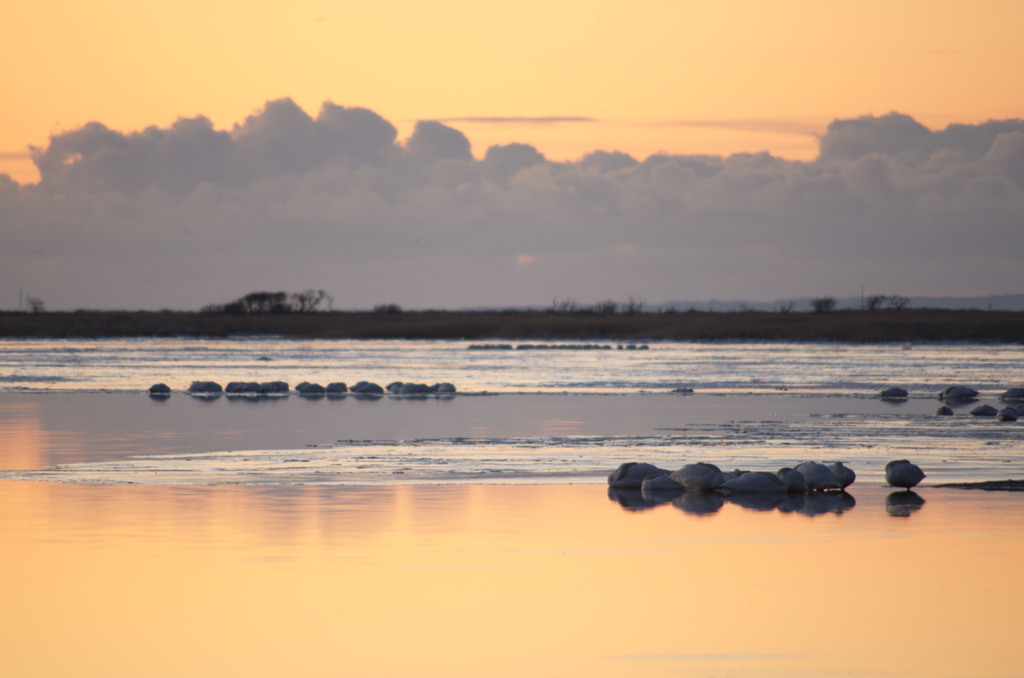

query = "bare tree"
[[624, 295, 645, 315], [811, 297, 836, 314], [888, 295, 910, 311], [865, 295, 887, 312], [233, 291, 289, 314], [26, 295, 45, 313], [593, 300, 617, 315], [291, 289, 333, 313], [552, 297, 578, 314]]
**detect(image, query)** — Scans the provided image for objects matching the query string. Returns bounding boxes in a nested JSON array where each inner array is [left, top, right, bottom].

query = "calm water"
[[2, 338, 1023, 676], [2, 481, 1022, 678]]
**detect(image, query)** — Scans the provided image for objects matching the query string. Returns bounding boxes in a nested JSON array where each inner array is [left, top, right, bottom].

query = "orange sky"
[[3, 0, 1023, 183]]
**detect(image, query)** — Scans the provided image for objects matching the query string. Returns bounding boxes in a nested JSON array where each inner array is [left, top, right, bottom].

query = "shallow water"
[[1, 337, 1022, 396], [1, 338, 1022, 676], [1, 481, 1022, 678], [0, 337, 1022, 485], [0, 391, 1020, 485]]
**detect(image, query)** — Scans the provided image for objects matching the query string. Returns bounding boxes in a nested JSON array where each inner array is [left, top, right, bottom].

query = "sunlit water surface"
[[1, 336, 1022, 396], [2, 482, 1022, 678], [0, 338, 1021, 485], [1, 338, 1023, 676]]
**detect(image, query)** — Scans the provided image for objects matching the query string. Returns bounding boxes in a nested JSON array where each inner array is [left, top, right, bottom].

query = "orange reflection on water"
[[0, 402, 45, 469], [0, 482, 1022, 677]]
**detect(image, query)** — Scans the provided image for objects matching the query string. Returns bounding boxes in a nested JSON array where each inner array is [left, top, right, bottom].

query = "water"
[[1, 336, 1021, 396], [2, 338, 1023, 677], [0, 338, 1021, 486]]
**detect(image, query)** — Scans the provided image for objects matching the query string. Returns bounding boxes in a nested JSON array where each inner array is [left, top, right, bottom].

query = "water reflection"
[[643, 488, 688, 506], [2, 481, 1023, 677], [796, 491, 857, 516], [724, 492, 788, 512], [224, 393, 275, 405], [607, 487, 661, 510], [609, 487, 857, 517], [612, 486, 924, 519], [672, 490, 725, 515], [886, 490, 926, 517]]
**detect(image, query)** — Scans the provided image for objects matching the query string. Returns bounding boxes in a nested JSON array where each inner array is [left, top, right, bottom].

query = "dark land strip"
[[2, 309, 1023, 342]]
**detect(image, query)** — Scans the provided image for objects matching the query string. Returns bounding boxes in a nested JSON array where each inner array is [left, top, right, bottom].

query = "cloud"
[[29, 99, 400, 195], [481, 143, 547, 184], [818, 112, 935, 161], [578, 150, 638, 174], [404, 120, 473, 162], [982, 131, 1024, 188], [2, 102, 1022, 310], [819, 112, 1024, 162]]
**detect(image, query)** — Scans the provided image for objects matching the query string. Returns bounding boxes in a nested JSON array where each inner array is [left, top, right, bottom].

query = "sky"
[[2, 0, 1023, 310]]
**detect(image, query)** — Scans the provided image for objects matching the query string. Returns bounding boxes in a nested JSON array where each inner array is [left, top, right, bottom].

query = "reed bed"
[[2, 309, 1023, 343]]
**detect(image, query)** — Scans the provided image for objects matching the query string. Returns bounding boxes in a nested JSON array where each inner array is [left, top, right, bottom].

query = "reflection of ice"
[[607, 487, 661, 510], [886, 491, 925, 517], [724, 493, 788, 511], [672, 491, 724, 515], [797, 491, 856, 516], [641, 487, 686, 506]]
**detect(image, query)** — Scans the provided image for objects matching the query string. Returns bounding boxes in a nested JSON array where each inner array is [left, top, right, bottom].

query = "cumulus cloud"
[[481, 143, 547, 184], [2, 100, 1023, 310], [820, 112, 1024, 162], [818, 113, 935, 161], [404, 120, 472, 162]]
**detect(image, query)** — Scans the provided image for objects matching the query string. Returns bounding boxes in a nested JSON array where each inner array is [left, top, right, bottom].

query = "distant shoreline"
[[2, 309, 1023, 343]]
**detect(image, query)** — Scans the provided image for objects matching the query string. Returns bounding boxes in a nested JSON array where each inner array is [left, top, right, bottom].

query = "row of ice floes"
[[880, 385, 1024, 420], [148, 380, 457, 397], [608, 458, 925, 495]]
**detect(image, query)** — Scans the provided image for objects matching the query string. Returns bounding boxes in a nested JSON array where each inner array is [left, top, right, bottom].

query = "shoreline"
[[3, 308, 1024, 342]]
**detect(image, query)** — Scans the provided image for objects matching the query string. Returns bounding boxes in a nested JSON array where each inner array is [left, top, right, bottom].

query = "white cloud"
[[2, 100, 1022, 310]]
